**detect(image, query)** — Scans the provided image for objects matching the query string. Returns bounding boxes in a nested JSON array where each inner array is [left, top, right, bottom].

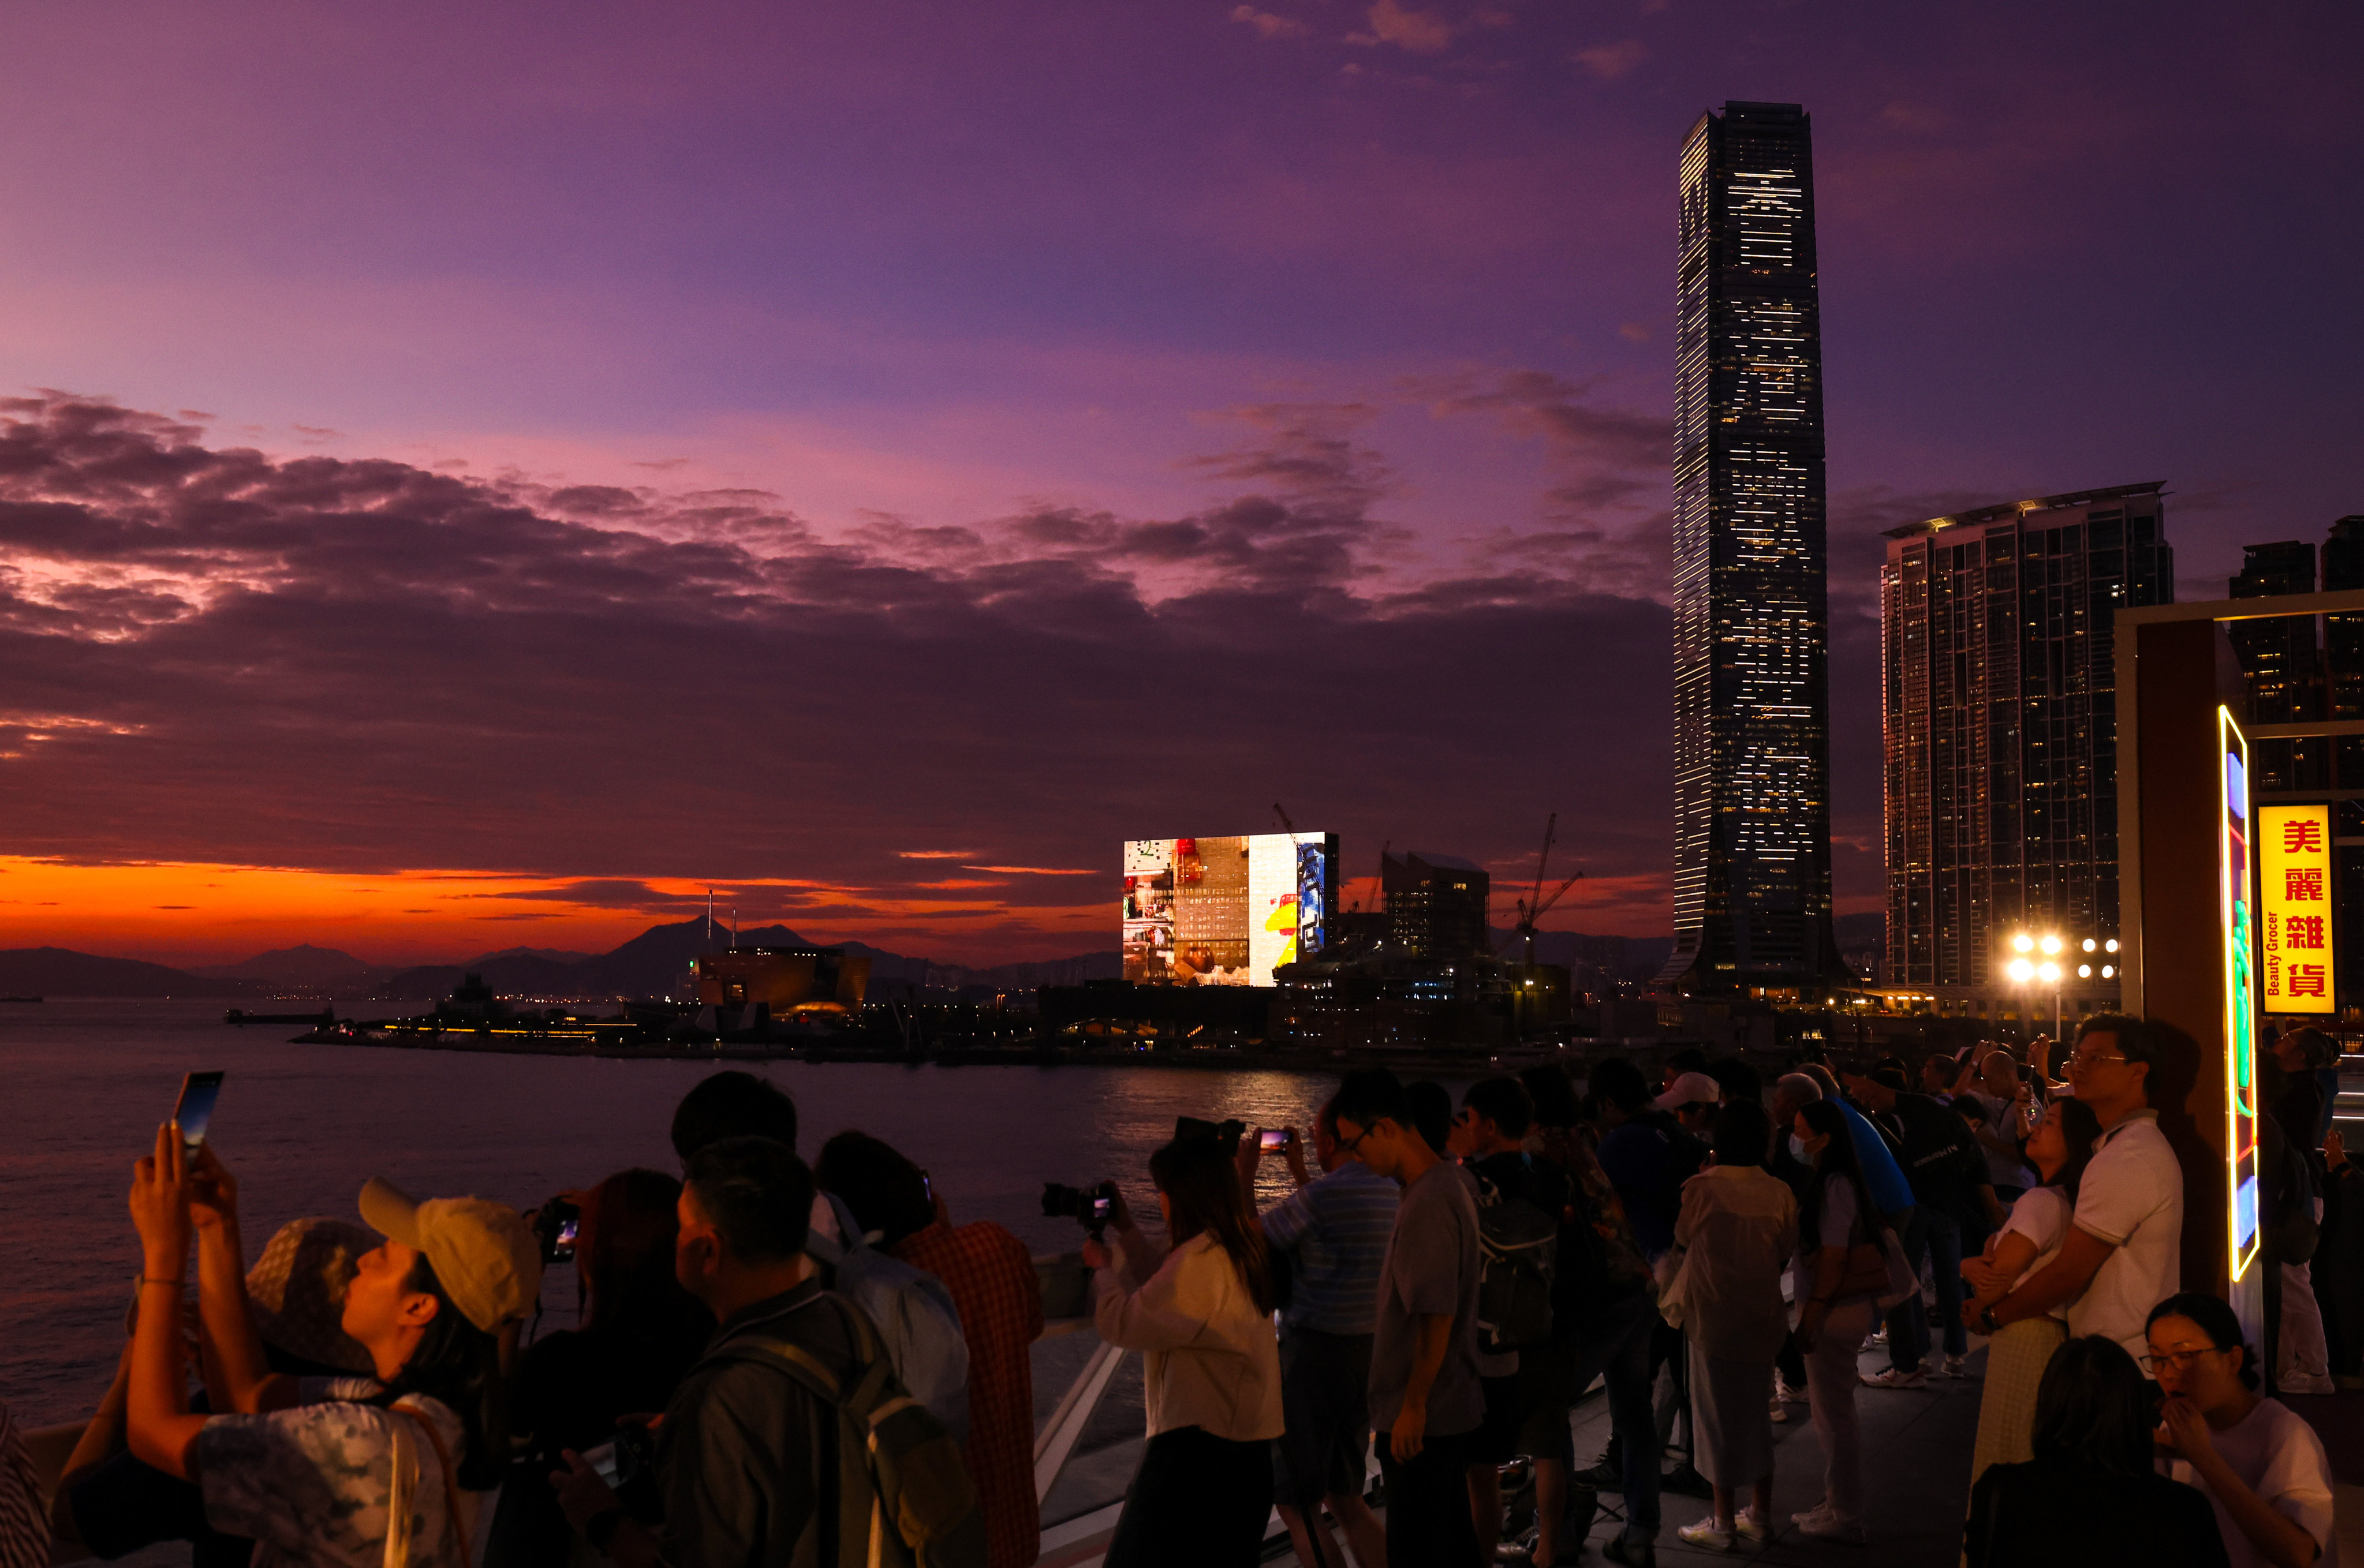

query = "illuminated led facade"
[[1881, 482, 2175, 1004], [1659, 102, 1843, 996]]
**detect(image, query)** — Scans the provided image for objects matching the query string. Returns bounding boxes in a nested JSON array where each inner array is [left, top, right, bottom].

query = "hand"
[[2328, 1128, 2348, 1172], [1282, 1127, 1312, 1184], [130, 1124, 194, 1278], [1104, 1184, 1134, 1233], [2156, 1395, 2215, 1464], [551, 1450, 622, 1533], [1961, 1258, 1999, 1295], [1080, 1237, 1113, 1271], [186, 1144, 239, 1232], [1390, 1399, 1427, 1462]]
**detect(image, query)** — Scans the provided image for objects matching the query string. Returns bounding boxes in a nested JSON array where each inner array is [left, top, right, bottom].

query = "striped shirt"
[[0, 1401, 44, 1568], [1261, 1159, 1399, 1335]]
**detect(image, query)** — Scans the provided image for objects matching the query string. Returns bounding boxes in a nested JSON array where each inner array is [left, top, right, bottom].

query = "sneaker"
[[1859, 1365, 1928, 1389], [1773, 1375, 1809, 1404], [1941, 1354, 1968, 1378], [1732, 1507, 1770, 1543], [1581, 1455, 1625, 1490], [1601, 1538, 1656, 1568], [1769, 1395, 1790, 1423], [1676, 1520, 1735, 1551], [1660, 1462, 1713, 1498], [1794, 1505, 1866, 1544], [1867, 1325, 1888, 1345]]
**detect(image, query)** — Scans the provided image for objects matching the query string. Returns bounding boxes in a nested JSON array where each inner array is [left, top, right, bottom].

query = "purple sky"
[[0, 2, 2358, 964]]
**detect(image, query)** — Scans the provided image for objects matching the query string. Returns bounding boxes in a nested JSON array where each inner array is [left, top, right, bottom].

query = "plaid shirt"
[[895, 1220, 1043, 1568]]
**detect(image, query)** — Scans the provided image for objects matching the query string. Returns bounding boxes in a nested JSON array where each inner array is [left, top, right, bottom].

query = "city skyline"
[[0, 5, 2356, 967]]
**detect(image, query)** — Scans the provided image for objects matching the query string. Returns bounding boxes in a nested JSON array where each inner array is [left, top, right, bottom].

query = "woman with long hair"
[[2149, 1292, 2337, 1568], [1786, 1098, 1889, 1546], [1084, 1134, 1283, 1568], [1964, 1335, 2231, 1567], [1958, 1095, 2102, 1485], [126, 1125, 538, 1568], [492, 1170, 714, 1568]]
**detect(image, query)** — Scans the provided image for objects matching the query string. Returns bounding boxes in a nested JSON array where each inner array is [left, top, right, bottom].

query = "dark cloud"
[[0, 393, 1685, 958]]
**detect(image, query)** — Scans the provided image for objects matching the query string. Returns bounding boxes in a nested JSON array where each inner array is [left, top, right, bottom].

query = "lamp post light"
[[2003, 930, 2122, 1042]]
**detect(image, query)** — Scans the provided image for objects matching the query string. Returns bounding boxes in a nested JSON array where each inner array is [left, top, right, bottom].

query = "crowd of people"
[[0, 1019, 2347, 1568]]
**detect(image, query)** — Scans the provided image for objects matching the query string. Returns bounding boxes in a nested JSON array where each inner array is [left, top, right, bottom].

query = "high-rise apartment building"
[[1659, 101, 1844, 997], [1382, 851, 1489, 961], [2228, 541, 2322, 791], [1881, 482, 2174, 1008]]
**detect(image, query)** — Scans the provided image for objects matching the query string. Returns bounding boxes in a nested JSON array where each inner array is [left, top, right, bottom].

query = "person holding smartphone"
[[124, 1122, 539, 1568], [1085, 1133, 1283, 1567]]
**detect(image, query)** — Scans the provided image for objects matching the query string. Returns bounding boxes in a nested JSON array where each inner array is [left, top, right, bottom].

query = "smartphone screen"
[[174, 1072, 225, 1148], [1259, 1128, 1289, 1150], [1090, 1196, 1113, 1223], [557, 1219, 580, 1252]]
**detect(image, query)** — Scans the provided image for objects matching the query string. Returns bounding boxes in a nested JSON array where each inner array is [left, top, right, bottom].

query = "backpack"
[[1471, 1167, 1559, 1352], [811, 1193, 973, 1443], [727, 1292, 988, 1568]]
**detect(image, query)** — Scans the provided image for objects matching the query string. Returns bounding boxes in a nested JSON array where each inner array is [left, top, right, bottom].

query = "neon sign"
[[2219, 706, 2260, 1282], [2257, 803, 2335, 1015]]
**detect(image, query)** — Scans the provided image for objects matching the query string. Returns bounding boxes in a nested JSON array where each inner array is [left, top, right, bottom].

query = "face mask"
[[1789, 1135, 1811, 1163]]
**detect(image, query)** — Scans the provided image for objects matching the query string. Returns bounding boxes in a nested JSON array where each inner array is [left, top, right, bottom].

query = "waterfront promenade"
[[1028, 1330, 2364, 1568]]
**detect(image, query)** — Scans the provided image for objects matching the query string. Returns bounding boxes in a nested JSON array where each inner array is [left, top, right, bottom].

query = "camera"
[[1041, 1180, 1119, 1237], [1174, 1116, 1248, 1154], [532, 1197, 580, 1265]]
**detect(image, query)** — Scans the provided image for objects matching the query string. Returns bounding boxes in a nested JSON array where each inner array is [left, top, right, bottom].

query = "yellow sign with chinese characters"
[[2257, 802, 2334, 1015]]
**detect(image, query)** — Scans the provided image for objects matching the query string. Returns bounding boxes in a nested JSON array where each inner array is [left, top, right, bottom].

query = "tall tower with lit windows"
[[1657, 101, 1846, 997]]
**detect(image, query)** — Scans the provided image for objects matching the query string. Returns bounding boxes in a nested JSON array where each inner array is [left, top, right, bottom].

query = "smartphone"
[[1089, 1195, 1114, 1225], [556, 1218, 580, 1256], [174, 1071, 226, 1149], [1259, 1128, 1289, 1151]]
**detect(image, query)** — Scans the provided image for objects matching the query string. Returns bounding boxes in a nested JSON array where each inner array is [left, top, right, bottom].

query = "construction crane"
[[1512, 813, 1584, 966], [1272, 802, 1297, 837]]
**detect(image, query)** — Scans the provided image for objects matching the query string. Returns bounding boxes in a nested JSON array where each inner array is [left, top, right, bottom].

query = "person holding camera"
[[123, 1124, 536, 1568], [1332, 1067, 1487, 1568], [490, 1169, 712, 1568], [1084, 1133, 1283, 1568], [1241, 1102, 1396, 1568]]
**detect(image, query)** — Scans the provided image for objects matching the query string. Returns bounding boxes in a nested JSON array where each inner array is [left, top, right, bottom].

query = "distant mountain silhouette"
[[461, 945, 598, 967], [0, 948, 256, 998], [191, 943, 385, 986], [367, 918, 1121, 1001]]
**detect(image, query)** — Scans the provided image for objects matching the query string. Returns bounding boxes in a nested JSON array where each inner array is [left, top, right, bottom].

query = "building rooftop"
[[1882, 480, 2165, 540]]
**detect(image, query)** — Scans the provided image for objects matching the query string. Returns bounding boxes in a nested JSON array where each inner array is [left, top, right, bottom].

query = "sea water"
[[0, 1000, 1389, 1426]]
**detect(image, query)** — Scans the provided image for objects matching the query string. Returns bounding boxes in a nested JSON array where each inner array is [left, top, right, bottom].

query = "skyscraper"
[[2227, 540, 2322, 792], [1659, 102, 1844, 997], [1881, 482, 2175, 1008]]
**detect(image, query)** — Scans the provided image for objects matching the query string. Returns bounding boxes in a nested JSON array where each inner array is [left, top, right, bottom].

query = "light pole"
[[2006, 930, 2120, 1046]]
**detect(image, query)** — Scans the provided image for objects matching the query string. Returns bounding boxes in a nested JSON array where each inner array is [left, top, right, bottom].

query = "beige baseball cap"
[[247, 1217, 378, 1375], [358, 1178, 542, 1333]]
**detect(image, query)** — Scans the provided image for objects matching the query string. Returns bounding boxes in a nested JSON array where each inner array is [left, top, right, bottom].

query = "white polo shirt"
[[2067, 1108, 2183, 1360]]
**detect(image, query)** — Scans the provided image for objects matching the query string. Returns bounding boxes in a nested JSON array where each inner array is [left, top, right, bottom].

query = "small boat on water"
[[225, 1006, 337, 1025], [0, 994, 41, 1004]]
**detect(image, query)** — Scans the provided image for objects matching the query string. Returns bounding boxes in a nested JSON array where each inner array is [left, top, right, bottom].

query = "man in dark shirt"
[[1449, 1077, 1570, 1563], [1846, 1064, 1981, 1386], [554, 1136, 861, 1568]]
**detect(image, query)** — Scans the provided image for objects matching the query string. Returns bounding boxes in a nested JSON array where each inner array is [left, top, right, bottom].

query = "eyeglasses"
[[2066, 1050, 2128, 1075], [1335, 1122, 1374, 1155], [2139, 1347, 2222, 1374]]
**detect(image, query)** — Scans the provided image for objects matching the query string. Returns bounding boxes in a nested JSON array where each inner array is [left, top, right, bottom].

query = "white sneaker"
[[1941, 1354, 1967, 1378], [1859, 1365, 1928, 1389], [1769, 1395, 1790, 1423], [1676, 1519, 1734, 1551], [1773, 1375, 1809, 1404], [1732, 1507, 1770, 1543]]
